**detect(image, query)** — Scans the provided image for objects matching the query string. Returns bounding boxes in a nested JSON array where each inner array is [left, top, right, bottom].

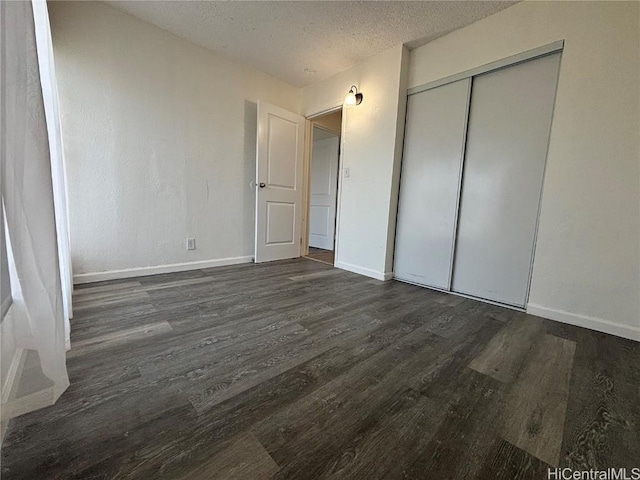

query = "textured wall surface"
[[409, 1, 640, 336], [49, 1, 301, 276]]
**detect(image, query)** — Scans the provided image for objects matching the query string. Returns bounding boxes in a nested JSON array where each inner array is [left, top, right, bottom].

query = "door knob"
[[259, 182, 266, 188]]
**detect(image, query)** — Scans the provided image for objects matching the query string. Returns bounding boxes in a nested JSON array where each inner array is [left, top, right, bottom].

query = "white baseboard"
[[73, 256, 253, 284], [334, 261, 392, 282], [527, 303, 640, 342]]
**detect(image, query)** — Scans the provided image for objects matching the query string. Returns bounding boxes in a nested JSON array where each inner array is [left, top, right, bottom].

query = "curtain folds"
[[1, 0, 71, 418], [32, 0, 73, 347]]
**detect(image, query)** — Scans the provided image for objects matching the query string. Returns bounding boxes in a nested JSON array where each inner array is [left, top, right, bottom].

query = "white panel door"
[[452, 53, 561, 307], [309, 133, 339, 250], [394, 78, 471, 289], [255, 101, 305, 263]]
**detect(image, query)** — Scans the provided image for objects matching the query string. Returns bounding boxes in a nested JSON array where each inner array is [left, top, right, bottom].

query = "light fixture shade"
[[345, 85, 363, 106], [345, 90, 357, 106]]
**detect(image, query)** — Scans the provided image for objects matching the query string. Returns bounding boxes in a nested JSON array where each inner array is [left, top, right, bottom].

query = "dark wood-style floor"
[[2, 259, 639, 479], [306, 247, 334, 266]]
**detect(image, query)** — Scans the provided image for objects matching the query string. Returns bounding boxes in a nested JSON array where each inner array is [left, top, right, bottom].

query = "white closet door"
[[394, 78, 471, 289], [452, 53, 561, 307]]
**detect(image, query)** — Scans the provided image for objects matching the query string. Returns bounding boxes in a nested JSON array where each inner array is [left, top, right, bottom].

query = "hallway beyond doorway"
[[305, 247, 334, 266]]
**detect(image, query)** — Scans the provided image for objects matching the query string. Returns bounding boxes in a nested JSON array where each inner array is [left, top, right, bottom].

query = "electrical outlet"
[[344, 167, 351, 178], [186, 238, 196, 250]]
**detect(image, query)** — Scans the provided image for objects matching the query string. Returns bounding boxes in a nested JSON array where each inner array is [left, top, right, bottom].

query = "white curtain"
[[32, 0, 73, 348], [1, 0, 70, 417]]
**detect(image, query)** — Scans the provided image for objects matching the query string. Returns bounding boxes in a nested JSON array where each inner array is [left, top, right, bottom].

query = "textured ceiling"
[[105, 1, 518, 87]]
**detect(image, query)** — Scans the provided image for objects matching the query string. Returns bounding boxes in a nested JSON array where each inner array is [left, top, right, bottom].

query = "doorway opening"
[[304, 109, 342, 266]]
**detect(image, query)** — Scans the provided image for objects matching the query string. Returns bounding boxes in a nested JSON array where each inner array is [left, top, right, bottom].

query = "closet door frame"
[[397, 40, 564, 311]]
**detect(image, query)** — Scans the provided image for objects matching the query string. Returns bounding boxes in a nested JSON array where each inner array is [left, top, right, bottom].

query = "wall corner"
[[383, 44, 410, 274]]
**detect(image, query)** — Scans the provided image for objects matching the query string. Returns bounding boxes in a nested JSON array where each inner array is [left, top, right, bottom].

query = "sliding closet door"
[[394, 78, 470, 289], [451, 53, 561, 307]]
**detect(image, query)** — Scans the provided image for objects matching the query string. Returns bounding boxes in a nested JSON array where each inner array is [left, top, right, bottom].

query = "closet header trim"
[[408, 40, 564, 96]]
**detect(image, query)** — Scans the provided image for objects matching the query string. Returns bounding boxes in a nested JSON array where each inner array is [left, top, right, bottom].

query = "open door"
[[254, 101, 306, 263]]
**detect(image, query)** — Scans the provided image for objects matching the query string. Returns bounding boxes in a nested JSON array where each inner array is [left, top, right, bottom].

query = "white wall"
[[49, 1, 301, 280], [302, 45, 409, 280], [409, 1, 640, 339]]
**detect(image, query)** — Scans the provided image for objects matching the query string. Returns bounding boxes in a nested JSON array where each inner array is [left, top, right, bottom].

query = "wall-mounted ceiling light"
[[345, 85, 363, 106]]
